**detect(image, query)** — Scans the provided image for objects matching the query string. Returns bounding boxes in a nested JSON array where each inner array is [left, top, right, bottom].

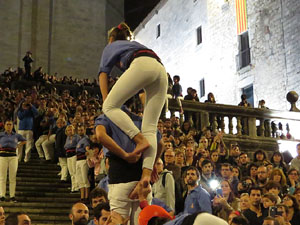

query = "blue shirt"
[[17, 105, 38, 130], [183, 185, 212, 214], [95, 107, 161, 156], [99, 40, 148, 74], [0, 132, 26, 157], [76, 136, 90, 160], [64, 134, 81, 157], [98, 175, 109, 193], [164, 214, 190, 225]]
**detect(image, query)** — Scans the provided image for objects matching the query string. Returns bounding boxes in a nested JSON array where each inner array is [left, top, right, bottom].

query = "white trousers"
[[103, 57, 168, 170], [0, 156, 18, 198], [35, 135, 48, 158], [67, 156, 78, 191], [41, 134, 55, 160], [17, 130, 33, 162], [108, 181, 152, 225], [59, 157, 68, 181], [76, 160, 90, 188]]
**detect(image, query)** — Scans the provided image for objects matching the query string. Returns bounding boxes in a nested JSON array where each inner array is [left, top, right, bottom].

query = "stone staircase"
[[1, 154, 80, 224]]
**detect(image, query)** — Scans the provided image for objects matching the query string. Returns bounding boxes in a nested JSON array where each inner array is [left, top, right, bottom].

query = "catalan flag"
[[235, 0, 248, 34]]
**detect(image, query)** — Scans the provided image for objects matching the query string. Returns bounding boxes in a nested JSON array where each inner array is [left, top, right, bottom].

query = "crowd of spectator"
[[1, 63, 300, 225]]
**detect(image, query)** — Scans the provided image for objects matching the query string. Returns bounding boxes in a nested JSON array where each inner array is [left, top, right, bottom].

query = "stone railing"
[[168, 92, 300, 155]]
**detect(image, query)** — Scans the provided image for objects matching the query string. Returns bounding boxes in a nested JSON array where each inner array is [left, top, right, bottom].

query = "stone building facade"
[[134, 0, 300, 110], [0, 0, 124, 79]]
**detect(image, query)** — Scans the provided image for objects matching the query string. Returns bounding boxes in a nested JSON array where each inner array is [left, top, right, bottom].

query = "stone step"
[[18, 165, 60, 171], [17, 169, 60, 175], [17, 172, 61, 178], [4, 207, 70, 215], [8, 196, 80, 203], [9, 181, 69, 187], [15, 191, 80, 198], [12, 186, 71, 193], [17, 177, 62, 182], [0, 201, 74, 208]]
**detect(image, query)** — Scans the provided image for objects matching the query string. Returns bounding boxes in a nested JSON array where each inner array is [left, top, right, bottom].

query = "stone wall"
[[134, 0, 300, 110], [0, 0, 124, 79]]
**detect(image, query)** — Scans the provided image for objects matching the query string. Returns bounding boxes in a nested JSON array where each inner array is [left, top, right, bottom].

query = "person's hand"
[[110, 211, 130, 225], [124, 151, 142, 163], [290, 179, 296, 187], [138, 179, 151, 201]]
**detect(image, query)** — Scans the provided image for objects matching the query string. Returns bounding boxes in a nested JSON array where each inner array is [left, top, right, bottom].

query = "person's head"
[[269, 168, 286, 186], [93, 202, 111, 225], [287, 168, 299, 182], [263, 217, 280, 225], [249, 187, 262, 207], [164, 149, 175, 165], [56, 118, 66, 128], [199, 137, 209, 149], [265, 181, 281, 196], [207, 92, 215, 102], [210, 150, 219, 163], [65, 125, 76, 136], [221, 163, 232, 180], [254, 150, 266, 162], [108, 22, 132, 43], [201, 160, 213, 176], [90, 187, 108, 209], [77, 125, 86, 136], [282, 194, 299, 211], [185, 146, 195, 158], [173, 75, 180, 83], [69, 202, 89, 225], [232, 166, 241, 179], [164, 141, 173, 151], [164, 119, 172, 129], [262, 193, 277, 209], [4, 120, 13, 133], [271, 152, 284, 165], [174, 149, 185, 166], [294, 187, 300, 203], [257, 165, 268, 183], [185, 166, 200, 187], [5, 212, 31, 225], [0, 207, 4, 225], [239, 153, 248, 165], [297, 143, 300, 156], [230, 143, 241, 157], [221, 180, 233, 197], [154, 158, 164, 174], [248, 163, 258, 178], [240, 193, 250, 211]]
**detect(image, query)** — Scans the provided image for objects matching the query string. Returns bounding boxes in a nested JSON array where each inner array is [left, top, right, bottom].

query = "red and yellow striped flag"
[[235, 0, 248, 34]]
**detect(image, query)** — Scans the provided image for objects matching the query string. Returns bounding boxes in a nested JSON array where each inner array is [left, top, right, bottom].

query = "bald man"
[[69, 202, 89, 225]]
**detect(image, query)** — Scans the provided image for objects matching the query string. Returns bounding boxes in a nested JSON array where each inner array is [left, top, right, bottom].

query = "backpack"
[[162, 171, 184, 214]]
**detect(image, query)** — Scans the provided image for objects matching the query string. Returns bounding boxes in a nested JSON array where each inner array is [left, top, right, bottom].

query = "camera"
[[269, 206, 283, 217]]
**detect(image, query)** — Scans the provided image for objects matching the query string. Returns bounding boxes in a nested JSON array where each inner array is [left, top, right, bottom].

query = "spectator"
[[17, 95, 38, 162], [205, 92, 216, 103], [5, 212, 31, 225], [262, 217, 280, 225], [164, 149, 181, 182], [152, 158, 175, 211], [286, 169, 299, 194], [269, 168, 288, 195], [238, 94, 251, 107], [240, 193, 250, 212], [243, 187, 264, 225], [0, 207, 4, 225], [69, 202, 89, 225], [183, 166, 212, 214], [22, 51, 34, 79], [254, 150, 267, 166], [172, 75, 184, 114], [213, 180, 240, 221], [270, 152, 287, 174], [239, 152, 250, 177], [290, 143, 300, 173], [199, 159, 216, 196], [257, 165, 269, 188]]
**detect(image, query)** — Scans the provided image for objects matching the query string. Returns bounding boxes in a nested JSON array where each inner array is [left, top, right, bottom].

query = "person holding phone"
[[213, 180, 240, 221]]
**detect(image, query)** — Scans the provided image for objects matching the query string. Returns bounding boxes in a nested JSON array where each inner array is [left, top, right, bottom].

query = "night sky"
[[124, 0, 161, 30]]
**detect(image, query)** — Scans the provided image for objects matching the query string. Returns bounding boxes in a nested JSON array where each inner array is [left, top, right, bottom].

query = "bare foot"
[[133, 133, 150, 154]]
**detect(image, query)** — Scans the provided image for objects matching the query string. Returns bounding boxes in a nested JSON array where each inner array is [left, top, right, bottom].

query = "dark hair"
[[201, 159, 212, 168], [249, 186, 262, 195], [89, 187, 108, 204], [247, 162, 258, 176], [173, 75, 180, 81], [270, 152, 285, 167], [253, 150, 267, 162], [108, 22, 132, 41], [287, 168, 299, 175], [148, 217, 171, 225], [262, 193, 277, 204], [231, 215, 249, 225], [185, 166, 200, 178], [5, 212, 26, 225], [93, 202, 110, 220], [283, 194, 300, 212], [264, 181, 281, 191], [221, 163, 233, 171]]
